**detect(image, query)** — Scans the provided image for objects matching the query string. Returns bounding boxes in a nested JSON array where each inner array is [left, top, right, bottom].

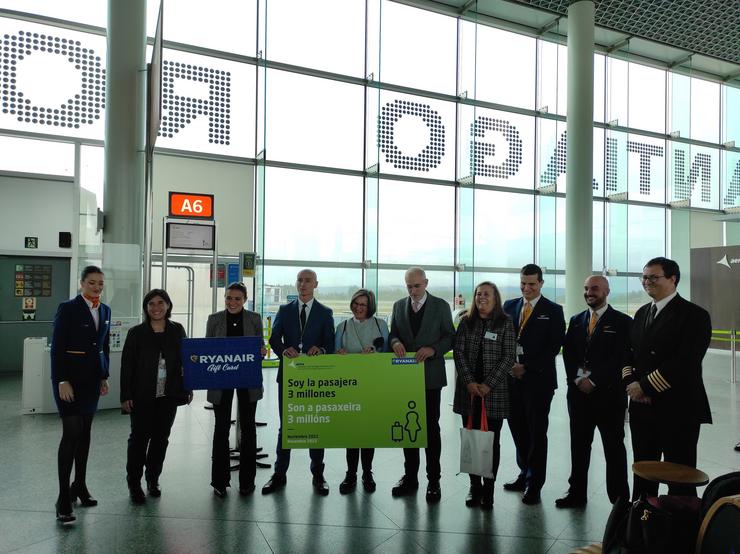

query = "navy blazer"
[[623, 294, 712, 425], [269, 298, 335, 382], [51, 295, 111, 386], [503, 296, 565, 390], [563, 305, 632, 394]]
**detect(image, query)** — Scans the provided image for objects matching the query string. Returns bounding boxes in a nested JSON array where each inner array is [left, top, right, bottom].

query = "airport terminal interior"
[[0, 0, 738, 552]]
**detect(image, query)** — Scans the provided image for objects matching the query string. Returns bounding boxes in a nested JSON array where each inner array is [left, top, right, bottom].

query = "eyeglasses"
[[639, 274, 665, 283], [351, 301, 368, 308]]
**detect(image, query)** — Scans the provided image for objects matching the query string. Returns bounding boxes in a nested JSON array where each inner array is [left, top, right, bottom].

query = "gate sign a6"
[[169, 192, 214, 219]]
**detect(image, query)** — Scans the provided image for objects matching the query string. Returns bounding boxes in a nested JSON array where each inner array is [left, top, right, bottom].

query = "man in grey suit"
[[389, 267, 455, 502]]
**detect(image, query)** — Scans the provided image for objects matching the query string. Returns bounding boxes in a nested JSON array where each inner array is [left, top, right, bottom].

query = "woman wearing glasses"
[[207, 282, 267, 497], [334, 288, 389, 494]]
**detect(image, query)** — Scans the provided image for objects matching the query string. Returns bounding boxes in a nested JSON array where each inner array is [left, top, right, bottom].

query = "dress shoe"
[[339, 472, 357, 494], [129, 483, 146, 504], [481, 480, 494, 510], [522, 487, 541, 505], [261, 474, 287, 495], [465, 486, 482, 507], [213, 486, 227, 498], [391, 475, 419, 497], [555, 493, 587, 509], [313, 474, 330, 496], [70, 482, 98, 507], [503, 476, 527, 492], [55, 499, 76, 524], [146, 482, 161, 497], [735, 442, 740, 452], [426, 481, 441, 503], [362, 471, 377, 493], [239, 484, 256, 495]]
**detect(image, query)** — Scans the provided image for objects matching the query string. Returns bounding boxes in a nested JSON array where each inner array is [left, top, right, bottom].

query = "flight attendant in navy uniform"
[[51, 265, 111, 524]]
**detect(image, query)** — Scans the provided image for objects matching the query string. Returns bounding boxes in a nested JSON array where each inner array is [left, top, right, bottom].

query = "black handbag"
[[602, 495, 673, 554]]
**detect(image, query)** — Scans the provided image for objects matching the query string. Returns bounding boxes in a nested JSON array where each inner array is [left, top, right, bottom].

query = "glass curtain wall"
[[1, 0, 739, 322]]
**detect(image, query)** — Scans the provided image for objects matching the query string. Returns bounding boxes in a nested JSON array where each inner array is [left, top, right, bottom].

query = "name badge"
[[484, 332, 497, 341], [516, 345, 524, 357]]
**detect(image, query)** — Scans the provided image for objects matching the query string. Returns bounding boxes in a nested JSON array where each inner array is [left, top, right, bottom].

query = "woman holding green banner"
[[335, 288, 389, 494], [453, 281, 516, 510]]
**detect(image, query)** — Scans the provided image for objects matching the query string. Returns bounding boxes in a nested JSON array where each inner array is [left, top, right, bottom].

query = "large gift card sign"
[[182, 336, 263, 390]]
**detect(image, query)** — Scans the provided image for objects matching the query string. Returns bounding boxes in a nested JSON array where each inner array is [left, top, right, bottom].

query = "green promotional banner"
[[282, 353, 427, 449]]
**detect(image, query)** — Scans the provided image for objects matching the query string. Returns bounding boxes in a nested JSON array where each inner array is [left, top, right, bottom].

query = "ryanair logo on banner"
[[182, 336, 263, 390], [392, 358, 420, 365]]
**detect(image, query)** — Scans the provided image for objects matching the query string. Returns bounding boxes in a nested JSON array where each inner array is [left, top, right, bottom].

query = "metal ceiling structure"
[[398, 0, 740, 86]]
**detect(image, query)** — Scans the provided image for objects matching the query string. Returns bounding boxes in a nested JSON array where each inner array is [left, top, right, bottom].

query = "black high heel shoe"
[[70, 482, 98, 507], [55, 499, 76, 524]]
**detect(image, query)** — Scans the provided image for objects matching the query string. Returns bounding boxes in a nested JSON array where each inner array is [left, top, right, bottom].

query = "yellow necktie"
[[520, 302, 532, 330], [588, 311, 599, 335]]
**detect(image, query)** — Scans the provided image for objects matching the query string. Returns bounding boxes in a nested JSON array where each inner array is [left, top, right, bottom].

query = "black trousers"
[[211, 389, 258, 490], [346, 448, 374, 474], [566, 387, 629, 503], [274, 381, 324, 476], [630, 403, 701, 498], [460, 412, 504, 483], [126, 397, 178, 485], [403, 388, 442, 482], [507, 378, 554, 492]]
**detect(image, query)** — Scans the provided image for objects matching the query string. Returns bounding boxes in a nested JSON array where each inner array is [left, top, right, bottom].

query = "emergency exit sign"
[[169, 192, 214, 219]]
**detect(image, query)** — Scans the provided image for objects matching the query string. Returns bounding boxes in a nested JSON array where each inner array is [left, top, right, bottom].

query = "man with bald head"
[[557, 275, 631, 508], [389, 267, 455, 502], [263, 269, 335, 496]]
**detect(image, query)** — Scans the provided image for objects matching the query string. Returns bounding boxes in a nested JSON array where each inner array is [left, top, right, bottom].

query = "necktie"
[[412, 300, 421, 313], [520, 301, 532, 329], [644, 304, 657, 330], [300, 303, 307, 331], [588, 311, 599, 335]]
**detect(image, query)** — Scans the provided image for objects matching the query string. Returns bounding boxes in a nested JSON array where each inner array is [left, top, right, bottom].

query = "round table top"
[[632, 461, 709, 487]]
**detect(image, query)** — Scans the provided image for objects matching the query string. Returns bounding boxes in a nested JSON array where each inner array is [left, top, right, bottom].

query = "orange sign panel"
[[169, 192, 214, 219]]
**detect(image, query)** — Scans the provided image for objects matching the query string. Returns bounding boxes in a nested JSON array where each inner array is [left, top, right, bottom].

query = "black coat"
[[563, 305, 632, 394], [622, 294, 712, 425], [503, 296, 566, 390], [120, 320, 191, 405]]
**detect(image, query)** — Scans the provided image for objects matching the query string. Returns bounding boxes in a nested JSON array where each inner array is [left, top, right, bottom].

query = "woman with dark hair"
[[453, 281, 516, 510], [207, 282, 266, 497], [120, 289, 192, 504], [334, 288, 389, 494], [51, 265, 111, 524]]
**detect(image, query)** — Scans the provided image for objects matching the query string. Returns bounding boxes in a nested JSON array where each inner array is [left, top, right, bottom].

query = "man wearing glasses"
[[622, 257, 712, 498]]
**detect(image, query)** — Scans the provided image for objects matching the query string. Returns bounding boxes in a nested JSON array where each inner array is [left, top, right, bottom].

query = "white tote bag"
[[459, 397, 495, 479]]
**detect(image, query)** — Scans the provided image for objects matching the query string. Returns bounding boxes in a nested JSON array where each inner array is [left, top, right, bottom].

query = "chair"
[[695, 494, 740, 554]]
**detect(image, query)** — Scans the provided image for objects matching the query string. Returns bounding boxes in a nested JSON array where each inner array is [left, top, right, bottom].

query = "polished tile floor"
[[0, 351, 738, 553]]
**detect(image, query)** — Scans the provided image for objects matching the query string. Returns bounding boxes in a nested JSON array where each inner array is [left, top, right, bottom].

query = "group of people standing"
[[50, 256, 712, 523]]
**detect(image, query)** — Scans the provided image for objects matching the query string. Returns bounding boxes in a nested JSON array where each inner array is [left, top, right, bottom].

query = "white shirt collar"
[[411, 293, 428, 307], [298, 297, 314, 309], [82, 296, 99, 309], [522, 295, 541, 309], [590, 303, 609, 318], [652, 290, 678, 316]]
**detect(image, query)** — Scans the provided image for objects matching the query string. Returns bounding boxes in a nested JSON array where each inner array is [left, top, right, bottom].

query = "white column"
[[103, 0, 147, 318], [565, 0, 595, 318]]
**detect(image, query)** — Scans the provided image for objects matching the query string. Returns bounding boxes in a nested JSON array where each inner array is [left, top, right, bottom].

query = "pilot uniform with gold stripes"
[[622, 257, 712, 498]]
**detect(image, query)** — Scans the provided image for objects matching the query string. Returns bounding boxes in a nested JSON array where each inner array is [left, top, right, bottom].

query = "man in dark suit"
[[623, 257, 712, 498], [557, 275, 631, 508], [503, 263, 565, 504], [262, 269, 335, 496], [389, 267, 455, 502]]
